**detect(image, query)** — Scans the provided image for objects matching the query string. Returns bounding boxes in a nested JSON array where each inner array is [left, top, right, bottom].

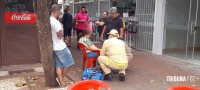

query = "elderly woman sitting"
[[78, 30, 101, 58]]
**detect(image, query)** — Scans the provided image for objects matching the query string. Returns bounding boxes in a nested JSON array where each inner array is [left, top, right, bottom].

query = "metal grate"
[[134, 0, 155, 51]]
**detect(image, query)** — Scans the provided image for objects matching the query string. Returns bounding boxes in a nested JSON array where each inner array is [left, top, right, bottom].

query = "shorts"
[[87, 52, 98, 58], [54, 47, 74, 68], [64, 28, 72, 37]]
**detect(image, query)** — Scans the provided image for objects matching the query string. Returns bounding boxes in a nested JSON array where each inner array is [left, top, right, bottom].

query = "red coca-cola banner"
[[5, 12, 36, 23]]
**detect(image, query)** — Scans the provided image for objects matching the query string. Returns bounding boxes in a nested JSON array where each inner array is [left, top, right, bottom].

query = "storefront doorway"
[[163, 0, 200, 61], [0, 0, 40, 67]]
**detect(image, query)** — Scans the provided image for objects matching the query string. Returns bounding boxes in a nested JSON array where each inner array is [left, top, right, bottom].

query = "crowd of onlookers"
[[50, 4, 132, 86]]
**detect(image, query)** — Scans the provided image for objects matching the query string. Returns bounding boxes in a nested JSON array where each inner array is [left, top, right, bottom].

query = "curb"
[[0, 67, 76, 83], [0, 67, 44, 77]]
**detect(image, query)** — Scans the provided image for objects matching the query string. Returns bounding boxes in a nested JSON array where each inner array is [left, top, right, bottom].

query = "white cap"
[[107, 29, 119, 38]]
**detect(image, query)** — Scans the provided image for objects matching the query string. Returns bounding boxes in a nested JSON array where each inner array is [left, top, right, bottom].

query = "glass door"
[[186, 0, 200, 61], [163, 0, 191, 60]]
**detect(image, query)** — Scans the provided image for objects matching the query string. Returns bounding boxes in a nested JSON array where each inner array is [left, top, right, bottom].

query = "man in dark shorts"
[[75, 6, 89, 49], [62, 7, 73, 47], [96, 7, 124, 40]]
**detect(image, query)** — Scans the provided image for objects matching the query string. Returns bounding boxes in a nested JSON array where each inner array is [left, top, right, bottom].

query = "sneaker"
[[104, 73, 112, 81], [119, 73, 125, 81]]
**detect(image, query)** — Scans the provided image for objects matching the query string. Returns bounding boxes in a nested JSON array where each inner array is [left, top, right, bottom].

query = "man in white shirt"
[[50, 4, 74, 86]]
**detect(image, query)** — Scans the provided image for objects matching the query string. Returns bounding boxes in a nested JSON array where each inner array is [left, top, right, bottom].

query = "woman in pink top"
[[75, 6, 89, 50]]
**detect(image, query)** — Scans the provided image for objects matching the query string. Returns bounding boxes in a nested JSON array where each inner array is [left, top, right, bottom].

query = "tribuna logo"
[[11, 14, 31, 20]]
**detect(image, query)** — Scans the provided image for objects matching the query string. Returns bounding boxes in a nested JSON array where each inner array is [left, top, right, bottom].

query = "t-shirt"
[[97, 18, 106, 35], [50, 16, 66, 51], [103, 16, 123, 39], [75, 12, 89, 30], [62, 12, 73, 29], [78, 37, 93, 53]]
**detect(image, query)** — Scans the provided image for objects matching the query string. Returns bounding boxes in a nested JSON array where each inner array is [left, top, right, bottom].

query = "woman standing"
[[97, 11, 108, 38]]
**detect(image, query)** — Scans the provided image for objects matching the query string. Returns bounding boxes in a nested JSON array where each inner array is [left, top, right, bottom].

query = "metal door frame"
[[186, 0, 200, 60]]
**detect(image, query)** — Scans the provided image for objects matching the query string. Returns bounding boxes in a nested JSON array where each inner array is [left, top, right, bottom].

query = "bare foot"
[[60, 82, 67, 87]]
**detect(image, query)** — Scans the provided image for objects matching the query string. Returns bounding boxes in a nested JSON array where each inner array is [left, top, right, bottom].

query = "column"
[[152, 0, 166, 55]]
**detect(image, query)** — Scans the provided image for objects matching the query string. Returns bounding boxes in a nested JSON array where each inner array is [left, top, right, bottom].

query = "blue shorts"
[[87, 52, 98, 58], [54, 48, 74, 68]]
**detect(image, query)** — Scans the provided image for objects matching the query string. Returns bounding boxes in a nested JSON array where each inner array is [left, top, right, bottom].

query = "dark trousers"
[[76, 29, 84, 48]]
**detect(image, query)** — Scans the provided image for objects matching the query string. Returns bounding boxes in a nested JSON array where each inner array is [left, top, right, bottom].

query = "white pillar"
[[152, 0, 166, 55]]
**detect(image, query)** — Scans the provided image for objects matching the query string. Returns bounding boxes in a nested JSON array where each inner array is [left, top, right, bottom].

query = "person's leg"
[[98, 56, 112, 74], [64, 29, 68, 44], [60, 48, 74, 77], [98, 56, 113, 80], [87, 52, 98, 58], [56, 68, 66, 85], [119, 70, 126, 75], [63, 67, 70, 77], [67, 28, 72, 47], [76, 29, 80, 49], [54, 53, 66, 85], [68, 36, 71, 47], [98, 56, 127, 81]]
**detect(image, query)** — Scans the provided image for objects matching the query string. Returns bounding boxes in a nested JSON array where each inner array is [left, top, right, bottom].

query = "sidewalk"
[[0, 42, 200, 90], [67, 42, 200, 90]]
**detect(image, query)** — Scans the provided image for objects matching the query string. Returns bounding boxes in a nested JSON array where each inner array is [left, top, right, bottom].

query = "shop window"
[[5, 0, 36, 23], [111, 0, 136, 16]]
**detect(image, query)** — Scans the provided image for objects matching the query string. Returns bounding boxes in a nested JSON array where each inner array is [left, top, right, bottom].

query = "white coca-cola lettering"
[[11, 14, 31, 21]]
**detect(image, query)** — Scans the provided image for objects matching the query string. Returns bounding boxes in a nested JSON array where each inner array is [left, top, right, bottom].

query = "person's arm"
[[100, 25, 107, 40], [83, 39, 100, 51], [86, 15, 89, 29], [56, 23, 63, 39], [100, 40, 107, 56], [96, 21, 105, 26], [62, 14, 65, 24], [119, 28, 124, 39], [119, 19, 124, 39], [88, 45, 100, 51]]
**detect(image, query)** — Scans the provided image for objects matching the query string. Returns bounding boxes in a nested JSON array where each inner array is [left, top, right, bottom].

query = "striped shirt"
[[78, 37, 93, 53]]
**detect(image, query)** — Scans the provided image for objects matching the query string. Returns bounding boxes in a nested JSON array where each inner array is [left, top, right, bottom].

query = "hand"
[[58, 36, 63, 39], [100, 35, 103, 41], [79, 20, 85, 22], [57, 30, 63, 40], [118, 37, 124, 40], [95, 21, 99, 24]]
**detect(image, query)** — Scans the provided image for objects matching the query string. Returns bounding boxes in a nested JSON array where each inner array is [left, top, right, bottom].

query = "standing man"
[[50, 4, 74, 86], [96, 7, 124, 40], [75, 6, 89, 49], [62, 7, 73, 47]]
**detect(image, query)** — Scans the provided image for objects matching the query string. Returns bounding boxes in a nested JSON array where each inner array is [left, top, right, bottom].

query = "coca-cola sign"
[[5, 12, 36, 23]]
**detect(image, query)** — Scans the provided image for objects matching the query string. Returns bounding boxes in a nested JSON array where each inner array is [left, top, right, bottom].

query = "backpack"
[[82, 68, 104, 80]]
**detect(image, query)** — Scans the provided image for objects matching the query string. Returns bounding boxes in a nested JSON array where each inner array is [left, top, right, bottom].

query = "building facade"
[[65, 0, 200, 62], [0, 0, 199, 67], [0, 0, 40, 67]]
